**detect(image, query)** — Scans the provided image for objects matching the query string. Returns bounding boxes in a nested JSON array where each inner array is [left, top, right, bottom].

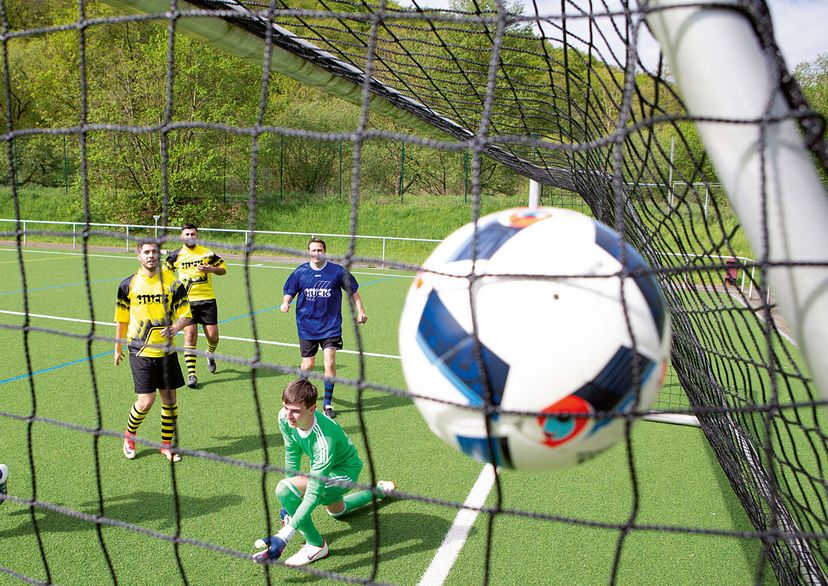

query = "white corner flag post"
[[528, 179, 540, 210], [647, 0, 828, 404]]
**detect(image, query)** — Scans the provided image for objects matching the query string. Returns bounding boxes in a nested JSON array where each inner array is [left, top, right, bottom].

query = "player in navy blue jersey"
[[281, 239, 367, 418]]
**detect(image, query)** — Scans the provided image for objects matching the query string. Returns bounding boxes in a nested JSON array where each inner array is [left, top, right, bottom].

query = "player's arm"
[[160, 281, 193, 338], [286, 449, 331, 532], [114, 321, 128, 366], [114, 277, 132, 366], [278, 412, 303, 475], [199, 254, 227, 276], [281, 271, 299, 312], [351, 291, 367, 324]]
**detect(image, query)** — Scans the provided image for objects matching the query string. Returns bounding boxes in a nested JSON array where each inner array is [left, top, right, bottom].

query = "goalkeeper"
[[253, 379, 394, 566]]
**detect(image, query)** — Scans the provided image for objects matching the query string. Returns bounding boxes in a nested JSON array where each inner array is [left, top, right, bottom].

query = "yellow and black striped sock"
[[126, 403, 150, 435], [184, 345, 197, 377], [160, 402, 178, 444], [206, 340, 218, 354]]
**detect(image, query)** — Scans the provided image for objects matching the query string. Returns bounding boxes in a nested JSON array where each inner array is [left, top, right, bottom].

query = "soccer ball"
[[398, 207, 671, 471]]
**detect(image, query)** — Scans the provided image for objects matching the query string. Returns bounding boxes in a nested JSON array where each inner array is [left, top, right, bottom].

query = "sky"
[[395, 0, 827, 71]]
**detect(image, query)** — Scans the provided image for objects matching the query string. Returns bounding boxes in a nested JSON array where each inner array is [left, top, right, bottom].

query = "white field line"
[[726, 288, 797, 347], [1, 306, 495, 583], [418, 464, 496, 586], [0, 309, 401, 360], [0, 247, 414, 280]]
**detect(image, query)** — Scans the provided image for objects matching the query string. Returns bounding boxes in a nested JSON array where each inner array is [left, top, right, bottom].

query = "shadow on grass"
[[281, 507, 455, 582], [0, 491, 244, 538], [191, 366, 284, 390], [198, 433, 281, 458]]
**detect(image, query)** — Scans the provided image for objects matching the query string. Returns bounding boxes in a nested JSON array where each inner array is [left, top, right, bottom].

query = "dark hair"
[[181, 223, 198, 232], [136, 239, 159, 252], [307, 238, 326, 252], [282, 379, 318, 408]]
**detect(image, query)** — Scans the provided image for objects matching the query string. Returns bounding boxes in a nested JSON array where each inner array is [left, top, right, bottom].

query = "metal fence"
[[0, 218, 442, 268]]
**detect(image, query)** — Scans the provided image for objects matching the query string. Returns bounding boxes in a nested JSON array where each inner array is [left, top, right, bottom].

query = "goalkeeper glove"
[[253, 525, 295, 563]]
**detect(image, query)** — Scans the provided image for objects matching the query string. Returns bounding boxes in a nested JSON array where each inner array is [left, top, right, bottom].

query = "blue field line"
[[218, 305, 280, 325], [0, 350, 112, 386], [0, 277, 123, 296], [0, 268, 398, 384]]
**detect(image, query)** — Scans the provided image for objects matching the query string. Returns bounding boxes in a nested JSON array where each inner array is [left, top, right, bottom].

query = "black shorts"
[[189, 299, 218, 325], [299, 336, 343, 358], [129, 353, 186, 393]]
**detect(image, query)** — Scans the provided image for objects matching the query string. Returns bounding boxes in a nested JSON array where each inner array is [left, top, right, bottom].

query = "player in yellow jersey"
[[115, 240, 192, 462], [165, 224, 227, 389]]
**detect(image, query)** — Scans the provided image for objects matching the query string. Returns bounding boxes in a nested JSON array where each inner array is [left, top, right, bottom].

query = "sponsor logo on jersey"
[[306, 281, 332, 299], [135, 293, 172, 305]]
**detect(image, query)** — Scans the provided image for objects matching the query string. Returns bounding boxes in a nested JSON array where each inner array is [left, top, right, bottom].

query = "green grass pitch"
[[0, 246, 775, 584]]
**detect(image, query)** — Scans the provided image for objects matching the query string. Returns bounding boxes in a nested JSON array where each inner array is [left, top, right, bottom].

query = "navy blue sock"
[[323, 382, 334, 406]]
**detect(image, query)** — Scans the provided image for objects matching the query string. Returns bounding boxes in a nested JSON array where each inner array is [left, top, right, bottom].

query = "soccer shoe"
[[206, 352, 217, 374], [283, 541, 329, 567], [0, 463, 8, 504], [160, 442, 182, 462], [123, 432, 137, 460], [187, 374, 198, 389], [323, 404, 337, 419], [376, 480, 396, 497]]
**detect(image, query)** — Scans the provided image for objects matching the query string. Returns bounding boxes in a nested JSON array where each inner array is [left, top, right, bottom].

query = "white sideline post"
[[528, 179, 540, 209], [647, 0, 828, 403]]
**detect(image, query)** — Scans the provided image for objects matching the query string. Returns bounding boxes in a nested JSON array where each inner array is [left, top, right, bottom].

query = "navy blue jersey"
[[283, 262, 359, 339]]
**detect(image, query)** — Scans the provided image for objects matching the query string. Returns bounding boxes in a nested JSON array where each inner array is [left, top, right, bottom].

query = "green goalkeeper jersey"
[[278, 408, 362, 529]]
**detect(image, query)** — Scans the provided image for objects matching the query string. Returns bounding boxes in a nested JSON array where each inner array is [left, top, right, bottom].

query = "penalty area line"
[[418, 464, 496, 586]]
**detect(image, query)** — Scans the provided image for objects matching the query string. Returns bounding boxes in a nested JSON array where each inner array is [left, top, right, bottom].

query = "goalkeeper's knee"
[[275, 478, 302, 509]]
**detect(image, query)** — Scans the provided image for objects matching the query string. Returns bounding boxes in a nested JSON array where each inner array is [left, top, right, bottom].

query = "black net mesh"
[[1, 0, 827, 584]]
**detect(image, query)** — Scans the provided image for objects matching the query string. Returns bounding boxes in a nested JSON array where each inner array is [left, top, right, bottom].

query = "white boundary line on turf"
[[2, 306, 492, 583], [418, 464, 496, 586], [726, 288, 797, 347], [0, 247, 414, 280], [0, 309, 401, 360]]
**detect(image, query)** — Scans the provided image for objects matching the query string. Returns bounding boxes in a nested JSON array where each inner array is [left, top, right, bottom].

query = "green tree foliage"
[[4, 1, 823, 227], [794, 53, 828, 185]]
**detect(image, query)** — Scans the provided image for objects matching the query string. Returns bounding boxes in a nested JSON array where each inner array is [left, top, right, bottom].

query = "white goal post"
[[647, 0, 828, 402]]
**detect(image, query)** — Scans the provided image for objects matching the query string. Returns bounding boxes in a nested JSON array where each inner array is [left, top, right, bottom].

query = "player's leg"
[[325, 474, 395, 520], [158, 352, 185, 462], [124, 355, 158, 459], [274, 476, 325, 547], [159, 387, 180, 462], [200, 300, 219, 374], [299, 339, 318, 376], [321, 338, 343, 418], [183, 322, 199, 388], [203, 323, 219, 374]]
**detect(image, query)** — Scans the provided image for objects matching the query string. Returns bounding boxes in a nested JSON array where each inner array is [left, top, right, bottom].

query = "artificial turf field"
[[0, 245, 775, 585]]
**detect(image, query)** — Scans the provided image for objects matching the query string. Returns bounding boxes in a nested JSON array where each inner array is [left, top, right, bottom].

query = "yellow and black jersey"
[[164, 244, 226, 303], [114, 269, 191, 358]]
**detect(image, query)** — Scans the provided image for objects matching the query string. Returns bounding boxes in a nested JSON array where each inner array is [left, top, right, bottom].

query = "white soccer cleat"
[[376, 480, 396, 496], [284, 541, 329, 567]]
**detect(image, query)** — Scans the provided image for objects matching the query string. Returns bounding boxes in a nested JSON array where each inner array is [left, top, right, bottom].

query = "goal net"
[[2, 0, 827, 583]]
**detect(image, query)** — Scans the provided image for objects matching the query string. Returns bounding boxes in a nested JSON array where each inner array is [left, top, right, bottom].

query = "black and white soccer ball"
[[399, 207, 671, 471]]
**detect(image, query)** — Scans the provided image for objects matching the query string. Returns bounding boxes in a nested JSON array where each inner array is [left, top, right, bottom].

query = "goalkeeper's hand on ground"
[[253, 525, 295, 563]]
